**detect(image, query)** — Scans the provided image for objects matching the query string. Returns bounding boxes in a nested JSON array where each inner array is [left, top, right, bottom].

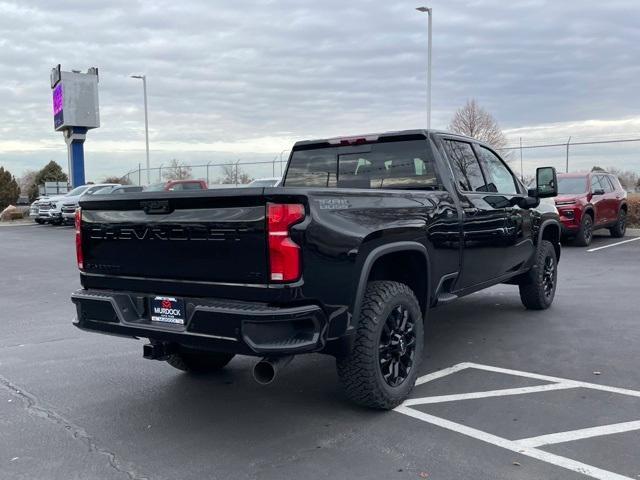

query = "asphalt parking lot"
[[1, 223, 639, 480]]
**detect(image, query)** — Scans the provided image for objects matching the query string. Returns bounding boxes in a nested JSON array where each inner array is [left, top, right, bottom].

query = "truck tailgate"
[[79, 190, 269, 284]]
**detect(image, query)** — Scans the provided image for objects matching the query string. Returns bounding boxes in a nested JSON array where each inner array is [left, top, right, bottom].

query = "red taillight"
[[267, 203, 305, 282], [75, 207, 83, 270]]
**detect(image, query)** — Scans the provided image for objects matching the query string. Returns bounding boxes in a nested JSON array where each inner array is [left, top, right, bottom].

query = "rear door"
[[601, 175, 619, 223], [441, 139, 531, 289]]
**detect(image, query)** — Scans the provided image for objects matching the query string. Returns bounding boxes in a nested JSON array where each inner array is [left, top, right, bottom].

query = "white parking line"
[[465, 362, 640, 399], [587, 237, 640, 252], [395, 406, 635, 480], [516, 420, 640, 448], [395, 363, 640, 480], [403, 382, 577, 406]]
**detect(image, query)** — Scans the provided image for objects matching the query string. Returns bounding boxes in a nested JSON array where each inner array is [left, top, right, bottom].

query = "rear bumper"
[[71, 289, 328, 356]]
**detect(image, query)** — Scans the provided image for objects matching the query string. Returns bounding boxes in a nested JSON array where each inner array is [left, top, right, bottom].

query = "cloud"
[[0, 0, 639, 180]]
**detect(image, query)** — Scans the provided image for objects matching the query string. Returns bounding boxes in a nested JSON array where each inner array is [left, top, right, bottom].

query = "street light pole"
[[416, 6, 433, 130], [131, 74, 150, 184]]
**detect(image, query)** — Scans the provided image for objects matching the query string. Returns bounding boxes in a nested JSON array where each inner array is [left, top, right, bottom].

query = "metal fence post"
[[566, 137, 572, 173], [519, 137, 523, 182], [138, 163, 141, 185]]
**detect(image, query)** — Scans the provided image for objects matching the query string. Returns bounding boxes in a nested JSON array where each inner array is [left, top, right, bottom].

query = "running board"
[[436, 292, 458, 306]]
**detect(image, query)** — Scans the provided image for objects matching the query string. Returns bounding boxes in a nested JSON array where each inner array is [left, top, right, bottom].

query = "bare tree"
[[606, 167, 638, 190], [216, 164, 253, 185], [163, 159, 192, 181], [449, 99, 509, 152]]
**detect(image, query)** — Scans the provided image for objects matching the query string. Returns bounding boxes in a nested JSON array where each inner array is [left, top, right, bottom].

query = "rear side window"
[[442, 140, 486, 192], [601, 176, 614, 193], [284, 139, 439, 190]]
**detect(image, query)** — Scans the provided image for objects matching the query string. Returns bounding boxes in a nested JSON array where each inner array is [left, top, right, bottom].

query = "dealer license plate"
[[150, 296, 186, 325]]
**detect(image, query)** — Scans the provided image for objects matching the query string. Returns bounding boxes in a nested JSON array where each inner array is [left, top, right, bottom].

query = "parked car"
[[71, 130, 561, 409], [248, 177, 281, 187], [58, 184, 119, 225], [144, 179, 208, 191], [555, 172, 627, 246], [36, 194, 69, 224]]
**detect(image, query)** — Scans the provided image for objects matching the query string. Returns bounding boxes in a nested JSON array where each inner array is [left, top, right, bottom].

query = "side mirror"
[[535, 166, 558, 198], [592, 189, 605, 196]]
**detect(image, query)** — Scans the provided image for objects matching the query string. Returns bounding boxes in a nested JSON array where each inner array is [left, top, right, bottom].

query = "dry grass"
[[628, 194, 640, 227]]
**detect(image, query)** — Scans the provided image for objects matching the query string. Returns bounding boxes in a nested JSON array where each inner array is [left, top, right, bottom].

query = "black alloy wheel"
[[379, 305, 416, 387]]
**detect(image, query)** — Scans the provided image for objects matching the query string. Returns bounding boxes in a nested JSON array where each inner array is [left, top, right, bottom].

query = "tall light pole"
[[416, 6, 432, 130], [130, 74, 150, 184]]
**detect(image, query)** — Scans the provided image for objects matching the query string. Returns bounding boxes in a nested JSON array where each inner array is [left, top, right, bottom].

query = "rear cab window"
[[283, 136, 440, 190]]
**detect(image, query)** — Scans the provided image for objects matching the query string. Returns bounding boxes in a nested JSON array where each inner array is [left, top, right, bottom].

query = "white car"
[[59, 184, 119, 224], [35, 194, 67, 224]]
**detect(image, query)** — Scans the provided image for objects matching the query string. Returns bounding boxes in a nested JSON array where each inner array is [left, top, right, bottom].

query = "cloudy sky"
[[1, 0, 639, 182]]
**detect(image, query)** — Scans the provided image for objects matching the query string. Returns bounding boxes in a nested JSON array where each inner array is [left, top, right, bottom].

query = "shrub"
[[627, 194, 640, 227]]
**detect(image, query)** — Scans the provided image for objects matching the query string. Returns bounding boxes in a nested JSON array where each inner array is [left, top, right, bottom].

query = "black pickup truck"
[[71, 130, 561, 409]]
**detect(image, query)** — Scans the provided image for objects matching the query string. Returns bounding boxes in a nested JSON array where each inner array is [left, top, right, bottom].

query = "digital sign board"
[[50, 67, 100, 131]]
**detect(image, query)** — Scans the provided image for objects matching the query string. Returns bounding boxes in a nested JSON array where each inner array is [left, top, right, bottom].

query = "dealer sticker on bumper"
[[150, 296, 185, 325]]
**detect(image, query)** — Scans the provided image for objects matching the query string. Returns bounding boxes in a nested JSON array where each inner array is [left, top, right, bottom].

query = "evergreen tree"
[[0, 167, 20, 210]]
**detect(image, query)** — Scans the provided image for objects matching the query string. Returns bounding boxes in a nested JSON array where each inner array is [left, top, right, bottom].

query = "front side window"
[[284, 139, 439, 190], [443, 140, 486, 192], [476, 146, 518, 194], [590, 176, 604, 193]]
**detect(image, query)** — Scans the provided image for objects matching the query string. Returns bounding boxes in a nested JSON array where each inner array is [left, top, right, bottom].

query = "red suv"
[[555, 172, 627, 246]]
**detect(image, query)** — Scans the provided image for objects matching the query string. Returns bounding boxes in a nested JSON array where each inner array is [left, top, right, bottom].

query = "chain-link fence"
[[118, 136, 640, 191], [499, 136, 640, 189], [120, 156, 289, 186]]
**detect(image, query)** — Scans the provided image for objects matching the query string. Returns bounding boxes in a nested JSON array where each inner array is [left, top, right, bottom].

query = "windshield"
[[66, 186, 90, 196], [557, 177, 587, 194], [284, 138, 438, 190]]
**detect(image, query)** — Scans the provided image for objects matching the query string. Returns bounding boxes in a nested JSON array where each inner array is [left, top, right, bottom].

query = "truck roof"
[[292, 129, 476, 148]]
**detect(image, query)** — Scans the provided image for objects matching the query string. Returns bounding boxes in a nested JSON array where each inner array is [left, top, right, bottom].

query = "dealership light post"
[[416, 6, 432, 130], [131, 74, 150, 185]]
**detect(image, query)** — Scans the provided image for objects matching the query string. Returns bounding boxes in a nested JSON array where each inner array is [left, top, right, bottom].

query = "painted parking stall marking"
[[587, 236, 640, 252], [395, 362, 640, 480]]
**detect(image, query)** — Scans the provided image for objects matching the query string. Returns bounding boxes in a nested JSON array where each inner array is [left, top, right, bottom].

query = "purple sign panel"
[[52, 84, 64, 129], [52, 84, 63, 115]]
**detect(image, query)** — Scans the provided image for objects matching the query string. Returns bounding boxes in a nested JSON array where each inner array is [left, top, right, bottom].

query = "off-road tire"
[[519, 240, 557, 310], [609, 208, 627, 238], [166, 347, 234, 373], [336, 281, 424, 410], [574, 213, 593, 247]]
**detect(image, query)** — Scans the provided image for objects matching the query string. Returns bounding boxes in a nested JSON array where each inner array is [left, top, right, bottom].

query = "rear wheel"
[[336, 281, 424, 410], [519, 240, 557, 310], [609, 209, 627, 238], [574, 213, 593, 247], [166, 347, 235, 373]]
